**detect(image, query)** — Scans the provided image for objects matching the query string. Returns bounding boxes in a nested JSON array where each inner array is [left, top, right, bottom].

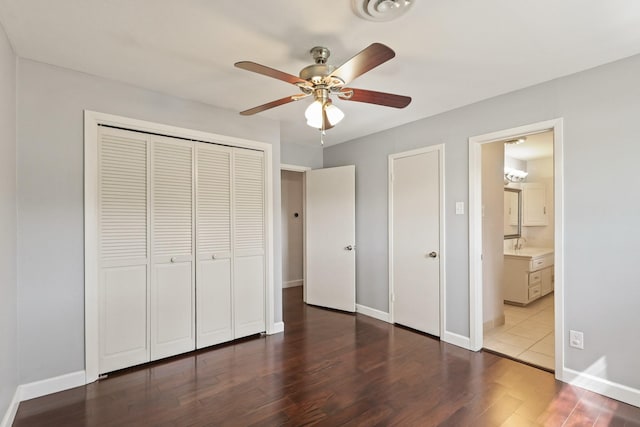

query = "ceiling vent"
[[352, 0, 414, 22]]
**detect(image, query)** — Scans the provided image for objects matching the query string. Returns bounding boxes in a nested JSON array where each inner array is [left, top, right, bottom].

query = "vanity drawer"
[[529, 284, 541, 300], [529, 254, 553, 271], [529, 271, 542, 285]]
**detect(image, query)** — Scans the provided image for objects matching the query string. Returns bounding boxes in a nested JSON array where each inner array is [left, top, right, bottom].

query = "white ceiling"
[[1, 1, 640, 147], [504, 130, 553, 161]]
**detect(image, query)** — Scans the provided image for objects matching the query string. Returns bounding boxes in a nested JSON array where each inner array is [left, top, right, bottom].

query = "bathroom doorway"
[[468, 119, 564, 377], [484, 131, 555, 370]]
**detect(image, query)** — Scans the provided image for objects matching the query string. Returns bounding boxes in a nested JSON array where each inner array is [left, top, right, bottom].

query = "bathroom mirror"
[[504, 188, 521, 239]]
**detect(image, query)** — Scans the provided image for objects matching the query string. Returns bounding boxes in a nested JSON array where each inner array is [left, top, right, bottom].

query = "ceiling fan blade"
[[338, 88, 411, 108], [235, 61, 308, 86], [329, 43, 395, 85], [240, 95, 298, 115]]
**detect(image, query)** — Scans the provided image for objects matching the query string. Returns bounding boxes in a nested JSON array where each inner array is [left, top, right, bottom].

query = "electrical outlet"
[[569, 330, 584, 349]]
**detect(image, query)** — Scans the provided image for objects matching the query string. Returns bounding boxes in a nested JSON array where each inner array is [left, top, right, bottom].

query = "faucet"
[[514, 237, 527, 250]]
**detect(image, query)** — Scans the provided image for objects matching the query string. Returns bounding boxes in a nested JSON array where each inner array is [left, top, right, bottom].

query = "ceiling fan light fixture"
[[305, 99, 344, 129], [325, 102, 345, 126]]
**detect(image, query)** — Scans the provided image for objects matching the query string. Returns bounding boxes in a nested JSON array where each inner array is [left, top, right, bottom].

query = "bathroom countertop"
[[504, 247, 554, 259]]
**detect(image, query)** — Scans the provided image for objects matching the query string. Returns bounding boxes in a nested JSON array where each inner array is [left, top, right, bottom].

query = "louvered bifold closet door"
[[195, 144, 233, 348], [233, 148, 266, 338], [98, 127, 150, 374], [150, 136, 195, 360]]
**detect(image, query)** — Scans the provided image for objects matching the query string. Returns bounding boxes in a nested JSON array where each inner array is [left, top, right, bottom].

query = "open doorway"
[[468, 118, 564, 378], [280, 163, 357, 313], [482, 131, 555, 371], [280, 166, 307, 304]]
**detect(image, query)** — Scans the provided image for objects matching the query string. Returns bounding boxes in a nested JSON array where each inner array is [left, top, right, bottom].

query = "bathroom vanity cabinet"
[[504, 247, 554, 305]]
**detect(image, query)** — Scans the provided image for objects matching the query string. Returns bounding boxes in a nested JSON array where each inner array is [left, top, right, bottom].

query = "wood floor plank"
[[13, 287, 640, 426]]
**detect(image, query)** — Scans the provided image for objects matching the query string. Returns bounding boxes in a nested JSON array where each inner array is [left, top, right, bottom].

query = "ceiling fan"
[[234, 43, 411, 132]]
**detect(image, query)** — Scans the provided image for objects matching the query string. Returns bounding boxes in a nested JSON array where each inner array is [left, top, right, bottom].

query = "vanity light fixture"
[[504, 167, 528, 183]]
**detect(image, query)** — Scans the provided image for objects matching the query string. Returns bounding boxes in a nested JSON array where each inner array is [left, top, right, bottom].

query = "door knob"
[[212, 254, 216, 259], [345, 245, 355, 251], [170, 257, 177, 263], [428, 251, 438, 258]]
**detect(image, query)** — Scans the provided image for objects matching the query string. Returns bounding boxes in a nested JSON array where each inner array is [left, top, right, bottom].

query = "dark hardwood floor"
[[14, 287, 640, 426]]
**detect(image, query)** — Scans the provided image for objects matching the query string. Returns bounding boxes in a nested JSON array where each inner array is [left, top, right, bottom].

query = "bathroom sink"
[[504, 247, 554, 258]]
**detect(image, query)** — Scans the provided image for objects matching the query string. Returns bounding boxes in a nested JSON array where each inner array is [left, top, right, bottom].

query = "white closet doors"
[[97, 126, 266, 374], [98, 127, 150, 373], [196, 147, 266, 343], [150, 136, 195, 360], [195, 144, 233, 348]]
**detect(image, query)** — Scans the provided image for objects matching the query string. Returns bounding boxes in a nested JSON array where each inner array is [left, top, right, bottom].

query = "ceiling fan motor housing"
[[299, 46, 339, 85], [299, 63, 336, 84]]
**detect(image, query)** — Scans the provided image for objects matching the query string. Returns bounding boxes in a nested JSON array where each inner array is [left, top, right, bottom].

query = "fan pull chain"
[[320, 106, 325, 145]]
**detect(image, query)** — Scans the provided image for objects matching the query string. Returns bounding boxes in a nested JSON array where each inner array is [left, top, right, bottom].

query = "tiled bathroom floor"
[[484, 293, 555, 370]]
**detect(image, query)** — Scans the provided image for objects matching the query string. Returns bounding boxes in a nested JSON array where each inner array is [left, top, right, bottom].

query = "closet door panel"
[[234, 255, 265, 338], [197, 258, 233, 347], [100, 265, 148, 373], [98, 127, 150, 374], [152, 262, 194, 359], [234, 150, 265, 257], [233, 149, 266, 338], [196, 144, 233, 348], [151, 137, 195, 360]]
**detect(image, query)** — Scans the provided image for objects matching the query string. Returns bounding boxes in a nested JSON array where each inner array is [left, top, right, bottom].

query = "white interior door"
[[305, 165, 356, 312], [150, 136, 195, 360], [391, 149, 441, 335], [195, 144, 233, 348]]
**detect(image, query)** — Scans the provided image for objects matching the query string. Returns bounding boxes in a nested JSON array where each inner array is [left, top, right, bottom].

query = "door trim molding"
[[84, 111, 275, 383], [468, 118, 564, 378], [280, 163, 311, 172], [388, 144, 446, 338]]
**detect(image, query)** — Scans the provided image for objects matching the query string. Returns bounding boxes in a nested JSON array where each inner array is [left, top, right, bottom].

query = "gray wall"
[[324, 53, 640, 390], [280, 141, 323, 169], [16, 59, 282, 384], [0, 22, 17, 419]]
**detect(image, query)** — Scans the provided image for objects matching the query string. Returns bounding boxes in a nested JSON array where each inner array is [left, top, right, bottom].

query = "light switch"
[[455, 202, 464, 215]]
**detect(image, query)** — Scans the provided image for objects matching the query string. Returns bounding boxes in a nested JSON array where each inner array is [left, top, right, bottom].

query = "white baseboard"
[[562, 367, 640, 408], [442, 331, 471, 350], [269, 322, 285, 334], [18, 370, 86, 402], [356, 304, 390, 323], [0, 388, 20, 427], [283, 280, 303, 288], [1, 370, 86, 426]]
